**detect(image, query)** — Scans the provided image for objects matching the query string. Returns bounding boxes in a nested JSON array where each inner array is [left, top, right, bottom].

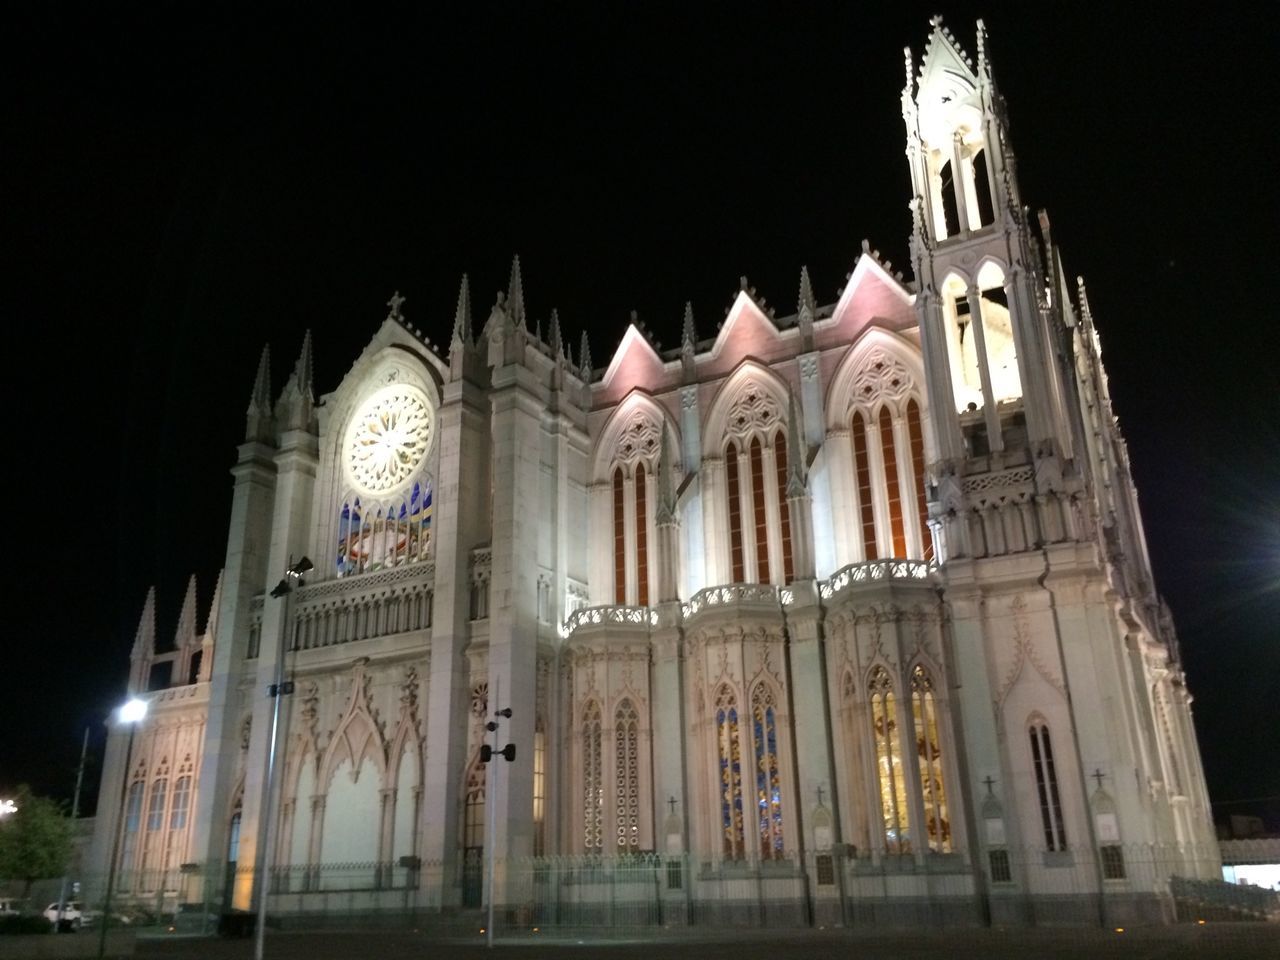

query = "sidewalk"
[[133, 923, 1280, 960]]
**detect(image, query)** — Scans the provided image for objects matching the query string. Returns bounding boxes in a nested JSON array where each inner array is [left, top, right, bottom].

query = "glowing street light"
[[98, 697, 148, 959], [0, 799, 16, 817]]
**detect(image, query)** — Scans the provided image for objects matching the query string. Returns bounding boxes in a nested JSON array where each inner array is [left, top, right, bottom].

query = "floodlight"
[[119, 698, 148, 724]]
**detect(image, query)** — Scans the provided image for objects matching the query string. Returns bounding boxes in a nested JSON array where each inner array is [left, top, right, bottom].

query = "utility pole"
[[54, 728, 90, 932]]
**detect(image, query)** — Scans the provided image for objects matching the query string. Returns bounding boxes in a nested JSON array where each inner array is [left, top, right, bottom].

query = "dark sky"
[[4, 4, 1277, 828]]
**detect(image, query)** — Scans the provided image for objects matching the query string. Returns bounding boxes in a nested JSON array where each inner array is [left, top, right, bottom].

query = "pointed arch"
[[591, 390, 679, 484], [825, 328, 930, 434], [909, 663, 951, 852], [613, 698, 641, 852], [868, 664, 910, 854], [714, 683, 746, 859], [749, 680, 784, 859], [702, 360, 791, 455], [581, 698, 604, 853]]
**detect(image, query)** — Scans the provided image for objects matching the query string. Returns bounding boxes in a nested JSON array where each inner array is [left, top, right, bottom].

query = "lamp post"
[[254, 556, 311, 960], [98, 697, 148, 960]]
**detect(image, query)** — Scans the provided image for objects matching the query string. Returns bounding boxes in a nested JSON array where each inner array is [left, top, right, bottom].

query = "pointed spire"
[[681, 302, 696, 352], [549, 308, 564, 358], [579, 331, 592, 381], [248, 344, 271, 413], [785, 396, 807, 499], [976, 18, 989, 77], [1076, 276, 1094, 327], [534, 314, 543, 343], [293, 329, 313, 397], [131, 586, 157, 659], [451, 273, 473, 346], [175, 574, 198, 648], [507, 255, 526, 330], [798, 266, 816, 316], [204, 569, 224, 641]]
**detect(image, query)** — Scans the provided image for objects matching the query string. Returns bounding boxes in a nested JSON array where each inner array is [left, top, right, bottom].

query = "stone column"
[[965, 286, 1003, 452]]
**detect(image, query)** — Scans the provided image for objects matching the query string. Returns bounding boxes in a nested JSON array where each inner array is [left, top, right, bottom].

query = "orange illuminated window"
[[852, 414, 877, 559], [750, 438, 770, 584], [774, 431, 794, 582], [906, 400, 933, 562], [635, 463, 649, 606], [727, 443, 745, 582], [880, 408, 907, 558], [612, 467, 626, 603]]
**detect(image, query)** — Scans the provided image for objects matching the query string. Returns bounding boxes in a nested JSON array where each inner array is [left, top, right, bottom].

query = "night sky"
[[4, 4, 1277, 828]]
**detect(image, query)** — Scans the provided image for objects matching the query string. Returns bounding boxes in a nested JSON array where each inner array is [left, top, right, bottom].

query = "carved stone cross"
[[816, 785, 826, 806], [982, 775, 997, 796], [667, 795, 678, 816], [1091, 768, 1106, 790]]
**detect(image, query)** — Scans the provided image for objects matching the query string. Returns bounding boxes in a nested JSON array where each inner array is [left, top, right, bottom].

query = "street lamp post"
[[254, 556, 311, 960], [98, 697, 148, 960]]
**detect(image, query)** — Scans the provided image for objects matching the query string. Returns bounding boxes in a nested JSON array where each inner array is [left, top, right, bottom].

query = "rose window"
[[345, 385, 434, 495]]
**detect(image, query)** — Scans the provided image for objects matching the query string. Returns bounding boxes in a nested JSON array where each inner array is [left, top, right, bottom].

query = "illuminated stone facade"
[[87, 18, 1219, 926]]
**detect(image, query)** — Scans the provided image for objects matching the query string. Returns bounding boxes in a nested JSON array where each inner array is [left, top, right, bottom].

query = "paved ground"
[[129, 924, 1280, 960]]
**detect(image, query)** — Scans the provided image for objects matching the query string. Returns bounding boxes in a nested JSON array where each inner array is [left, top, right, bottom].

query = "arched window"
[[119, 780, 144, 885], [336, 479, 433, 578], [169, 776, 191, 832], [911, 666, 950, 852], [726, 441, 745, 582], [615, 700, 641, 852], [635, 465, 649, 606], [869, 667, 910, 854], [612, 468, 626, 602], [719, 380, 795, 585], [751, 684, 784, 859], [845, 349, 932, 562], [606, 411, 664, 605], [1029, 722, 1066, 851], [852, 413, 877, 559], [463, 762, 485, 851], [147, 778, 168, 832], [716, 686, 745, 859], [582, 701, 603, 853]]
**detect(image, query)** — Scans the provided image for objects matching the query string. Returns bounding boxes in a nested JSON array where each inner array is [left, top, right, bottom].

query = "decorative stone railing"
[[962, 465, 1033, 495], [560, 604, 658, 639], [818, 559, 933, 600], [681, 583, 791, 620], [288, 562, 434, 652]]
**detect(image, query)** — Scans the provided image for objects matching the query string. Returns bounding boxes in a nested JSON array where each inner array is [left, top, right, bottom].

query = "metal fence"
[[3, 842, 1275, 937]]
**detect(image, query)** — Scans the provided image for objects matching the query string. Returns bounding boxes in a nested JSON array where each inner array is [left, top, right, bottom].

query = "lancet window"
[[721, 381, 794, 585], [615, 700, 641, 852], [869, 667, 910, 854], [533, 720, 547, 856], [715, 686, 746, 859], [847, 354, 933, 561], [119, 779, 144, 885], [582, 701, 604, 853], [1029, 722, 1066, 851], [462, 762, 485, 851], [608, 412, 663, 605], [911, 666, 950, 852], [941, 266, 1022, 423], [751, 684, 784, 859]]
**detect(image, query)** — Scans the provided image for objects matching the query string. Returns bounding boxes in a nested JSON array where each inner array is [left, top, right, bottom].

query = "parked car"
[[0, 898, 22, 916], [42, 901, 99, 928]]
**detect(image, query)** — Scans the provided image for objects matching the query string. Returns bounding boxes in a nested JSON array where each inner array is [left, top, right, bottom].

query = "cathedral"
[[86, 18, 1219, 928]]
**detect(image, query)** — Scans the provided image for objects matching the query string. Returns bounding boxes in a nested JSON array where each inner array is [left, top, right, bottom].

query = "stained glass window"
[[751, 684, 784, 858], [463, 761, 485, 850], [336, 479, 433, 577], [612, 468, 626, 603], [726, 443, 745, 582], [615, 700, 641, 851], [879, 408, 907, 557], [583, 701, 603, 852], [716, 687, 745, 859], [911, 666, 950, 852], [773, 430, 794, 583], [870, 667, 910, 853], [852, 413, 878, 560], [533, 722, 546, 856]]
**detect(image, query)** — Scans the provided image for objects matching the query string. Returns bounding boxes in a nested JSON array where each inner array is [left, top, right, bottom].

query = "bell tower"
[[905, 17, 1060, 477]]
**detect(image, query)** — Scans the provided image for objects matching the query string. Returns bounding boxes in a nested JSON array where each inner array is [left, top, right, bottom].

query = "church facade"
[[86, 19, 1219, 927]]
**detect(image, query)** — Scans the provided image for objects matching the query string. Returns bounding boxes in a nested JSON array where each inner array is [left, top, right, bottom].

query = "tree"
[[0, 785, 73, 897]]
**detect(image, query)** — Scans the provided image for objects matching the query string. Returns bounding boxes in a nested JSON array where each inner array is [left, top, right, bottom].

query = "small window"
[[989, 848, 1012, 883], [816, 854, 835, 886], [666, 859, 683, 890], [1100, 845, 1126, 880]]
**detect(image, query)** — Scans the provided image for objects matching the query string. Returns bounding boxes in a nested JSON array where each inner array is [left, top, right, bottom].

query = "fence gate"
[[462, 848, 483, 909]]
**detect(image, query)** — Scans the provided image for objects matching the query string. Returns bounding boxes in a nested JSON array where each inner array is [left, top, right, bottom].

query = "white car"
[[0, 898, 21, 916], [43, 901, 97, 928]]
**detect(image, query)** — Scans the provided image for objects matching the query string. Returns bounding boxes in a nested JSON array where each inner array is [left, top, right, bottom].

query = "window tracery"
[[582, 701, 604, 852], [716, 685, 746, 859], [608, 411, 665, 605], [870, 667, 910, 853], [751, 684, 784, 858], [911, 665, 950, 852], [615, 700, 641, 851]]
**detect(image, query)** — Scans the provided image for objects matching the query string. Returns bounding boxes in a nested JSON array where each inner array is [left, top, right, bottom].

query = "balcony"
[[819, 559, 934, 602]]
